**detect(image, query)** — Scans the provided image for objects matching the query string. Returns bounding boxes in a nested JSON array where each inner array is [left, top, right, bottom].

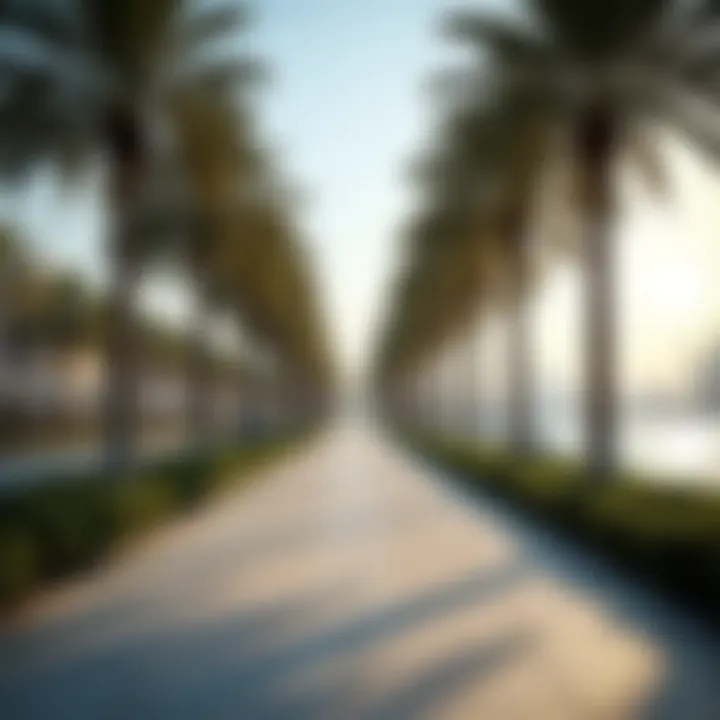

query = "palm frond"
[[1, 0, 90, 50], [444, 7, 550, 66], [626, 127, 670, 196], [660, 80, 720, 160], [172, 1, 249, 54], [169, 55, 267, 98], [532, 0, 670, 61], [85, 0, 177, 87]]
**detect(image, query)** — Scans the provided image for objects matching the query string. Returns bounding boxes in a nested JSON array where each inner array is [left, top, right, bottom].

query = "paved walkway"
[[1, 425, 719, 719]]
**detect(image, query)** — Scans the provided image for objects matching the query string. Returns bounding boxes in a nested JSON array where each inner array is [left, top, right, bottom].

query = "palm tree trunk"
[[401, 376, 410, 430], [577, 105, 617, 481], [413, 370, 425, 432], [236, 375, 247, 439], [468, 328, 482, 442], [241, 375, 260, 439], [104, 245, 140, 471], [103, 104, 145, 473], [435, 355, 445, 437], [187, 279, 213, 449], [506, 211, 533, 457], [407, 373, 420, 433]]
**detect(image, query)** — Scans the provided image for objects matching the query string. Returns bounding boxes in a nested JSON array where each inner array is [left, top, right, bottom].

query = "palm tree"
[[374, 194, 491, 436], [0, 0, 259, 468], [0, 228, 29, 357], [171, 94, 264, 447], [206, 169, 335, 436], [91, 1, 261, 466], [445, 0, 720, 478], [414, 94, 548, 454]]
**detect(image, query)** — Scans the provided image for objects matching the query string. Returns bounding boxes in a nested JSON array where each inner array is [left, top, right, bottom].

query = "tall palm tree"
[[208, 174, 336, 435], [0, 228, 28, 356], [91, 0, 261, 466], [414, 95, 547, 455], [446, 0, 720, 478], [0, 0, 259, 468], [171, 94, 264, 447]]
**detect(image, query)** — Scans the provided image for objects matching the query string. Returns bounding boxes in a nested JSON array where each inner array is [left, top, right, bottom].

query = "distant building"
[[0, 346, 102, 422]]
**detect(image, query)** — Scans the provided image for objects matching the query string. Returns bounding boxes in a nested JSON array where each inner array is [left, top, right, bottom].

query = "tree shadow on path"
[[0, 559, 529, 719]]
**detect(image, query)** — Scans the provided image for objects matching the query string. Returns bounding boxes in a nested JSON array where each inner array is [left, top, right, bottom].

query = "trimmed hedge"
[[413, 436, 720, 622], [0, 434, 307, 608]]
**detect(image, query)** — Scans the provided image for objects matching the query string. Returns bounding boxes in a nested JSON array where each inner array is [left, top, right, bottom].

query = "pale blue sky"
[[250, 0, 465, 374]]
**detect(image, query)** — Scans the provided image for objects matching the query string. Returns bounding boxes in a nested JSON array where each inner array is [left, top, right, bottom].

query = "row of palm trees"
[[0, 1, 334, 469], [0, 226, 299, 444], [374, 0, 720, 479]]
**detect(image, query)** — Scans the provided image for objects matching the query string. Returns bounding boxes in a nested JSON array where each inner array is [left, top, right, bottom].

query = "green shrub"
[[155, 455, 216, 508], [512, 459, 580, 518], [585, 485, 720, 546], [0, 526, 37, 604], [204, 449, 247, 491], [415, 435, 720, 616], [111, 477, 176, 538], [0, 431, 307, 608], [16, 482, 116, 577]]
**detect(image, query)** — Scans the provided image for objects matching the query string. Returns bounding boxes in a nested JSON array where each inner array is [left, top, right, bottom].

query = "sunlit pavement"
[[1, 425, 719, 719]]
